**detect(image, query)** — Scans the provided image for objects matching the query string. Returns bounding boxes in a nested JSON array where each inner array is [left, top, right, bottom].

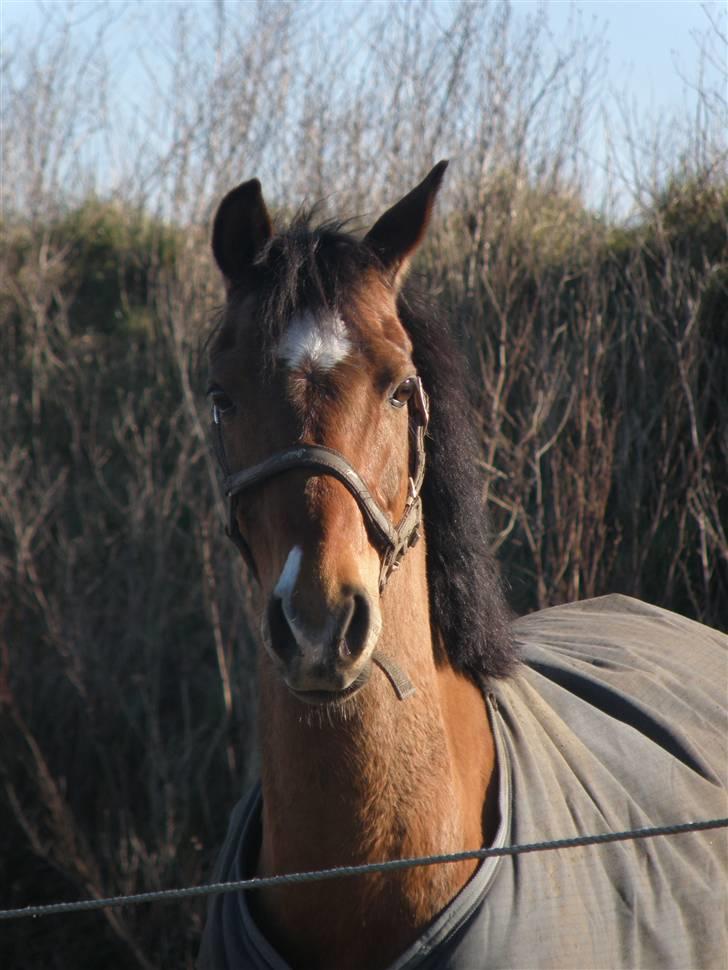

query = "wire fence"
[[2, 816, 726, 922]]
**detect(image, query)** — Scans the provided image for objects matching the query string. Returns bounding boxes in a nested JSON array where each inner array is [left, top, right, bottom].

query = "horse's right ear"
[[212, 179, 272, 286]]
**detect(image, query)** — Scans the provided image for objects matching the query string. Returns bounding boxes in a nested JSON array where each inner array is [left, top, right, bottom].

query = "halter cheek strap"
[[210, 408, 261, 580]]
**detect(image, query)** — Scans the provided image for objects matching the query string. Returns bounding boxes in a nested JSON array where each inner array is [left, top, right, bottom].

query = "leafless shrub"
[[1, 2, 725, 966]]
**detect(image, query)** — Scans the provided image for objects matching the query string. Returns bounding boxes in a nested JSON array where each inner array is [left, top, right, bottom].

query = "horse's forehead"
[[274, 300, 411, 377], [276, 309, 352, 374]]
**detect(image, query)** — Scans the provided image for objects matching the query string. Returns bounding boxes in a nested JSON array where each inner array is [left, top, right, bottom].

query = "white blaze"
[[274, 545, 303, 602], [273, 545, 331, 660], [277, 310, 351, 373]]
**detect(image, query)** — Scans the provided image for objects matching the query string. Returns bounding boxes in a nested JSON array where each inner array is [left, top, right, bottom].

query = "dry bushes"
[[1, 2, 726, 967], [1, 208, 259, 968], [456, 179, 728, 620]]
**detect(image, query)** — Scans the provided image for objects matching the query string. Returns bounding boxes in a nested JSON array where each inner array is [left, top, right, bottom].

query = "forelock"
[[252, 216, 382, 357]]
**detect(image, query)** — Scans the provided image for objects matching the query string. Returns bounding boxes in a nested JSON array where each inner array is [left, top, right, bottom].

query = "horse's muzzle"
[[264, 586, 381, 697]]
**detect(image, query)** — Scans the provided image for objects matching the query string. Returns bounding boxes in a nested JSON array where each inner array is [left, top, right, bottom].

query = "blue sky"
[[533, 0, 723, 111], [3, 0, 721, 116], [2, 0, 724, 214]]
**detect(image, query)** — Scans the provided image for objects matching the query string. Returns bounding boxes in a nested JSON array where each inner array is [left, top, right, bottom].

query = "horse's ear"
[[212, 178, 272, 287], [365, 160, 448, 286]]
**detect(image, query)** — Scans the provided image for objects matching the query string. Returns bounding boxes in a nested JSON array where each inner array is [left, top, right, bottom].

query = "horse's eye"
[[207, 386, 235, 421], [390, 377, 416, 409]]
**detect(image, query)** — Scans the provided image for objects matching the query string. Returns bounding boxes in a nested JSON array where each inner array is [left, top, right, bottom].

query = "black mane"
[[397, 286, 516, 681], [216, 215, 517, 681]]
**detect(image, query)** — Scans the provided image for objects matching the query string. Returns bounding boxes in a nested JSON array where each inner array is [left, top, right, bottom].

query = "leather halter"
[[212, 378, 429, 592]]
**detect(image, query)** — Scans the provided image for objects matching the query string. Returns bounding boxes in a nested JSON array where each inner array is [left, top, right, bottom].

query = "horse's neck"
[[254, 541, 497, 970]]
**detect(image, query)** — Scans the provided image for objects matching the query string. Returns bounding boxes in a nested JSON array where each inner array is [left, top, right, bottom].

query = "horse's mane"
[[396, 287, 516, 680], [216, 213, 517, 681]]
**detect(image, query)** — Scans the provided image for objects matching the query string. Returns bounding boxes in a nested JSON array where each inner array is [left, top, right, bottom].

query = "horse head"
[[208, 164, 448, 702]]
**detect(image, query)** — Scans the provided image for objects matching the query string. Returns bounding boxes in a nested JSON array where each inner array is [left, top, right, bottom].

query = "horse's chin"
[[286, 663, 372, 708]]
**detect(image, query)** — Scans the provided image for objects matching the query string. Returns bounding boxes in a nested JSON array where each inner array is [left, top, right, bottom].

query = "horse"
[[198, 164, 727, 970]]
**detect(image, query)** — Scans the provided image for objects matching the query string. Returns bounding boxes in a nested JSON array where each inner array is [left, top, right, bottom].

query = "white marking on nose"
[[277, 310, 351, 373], [274, 545, 303, 603], [273, 545, 332, 661]]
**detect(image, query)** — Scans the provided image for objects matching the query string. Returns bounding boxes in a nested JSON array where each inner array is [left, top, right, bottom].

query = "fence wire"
[[1, 816, 726, 921]]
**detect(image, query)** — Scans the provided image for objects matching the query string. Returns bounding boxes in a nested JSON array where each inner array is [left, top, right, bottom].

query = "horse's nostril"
[[268, 588, 373, 671], [267, 595, 298, 663], [340, 593, 371, 661]]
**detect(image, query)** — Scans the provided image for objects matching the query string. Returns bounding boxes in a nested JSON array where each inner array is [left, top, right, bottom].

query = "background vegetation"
[[1, 2, 726, 966]]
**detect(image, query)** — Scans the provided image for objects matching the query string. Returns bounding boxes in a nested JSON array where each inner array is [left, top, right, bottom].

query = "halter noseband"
[[212, 378, 429, 592]]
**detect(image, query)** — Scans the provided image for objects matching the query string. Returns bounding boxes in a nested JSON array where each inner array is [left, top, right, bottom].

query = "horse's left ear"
[[365, 160, 448, 287]]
